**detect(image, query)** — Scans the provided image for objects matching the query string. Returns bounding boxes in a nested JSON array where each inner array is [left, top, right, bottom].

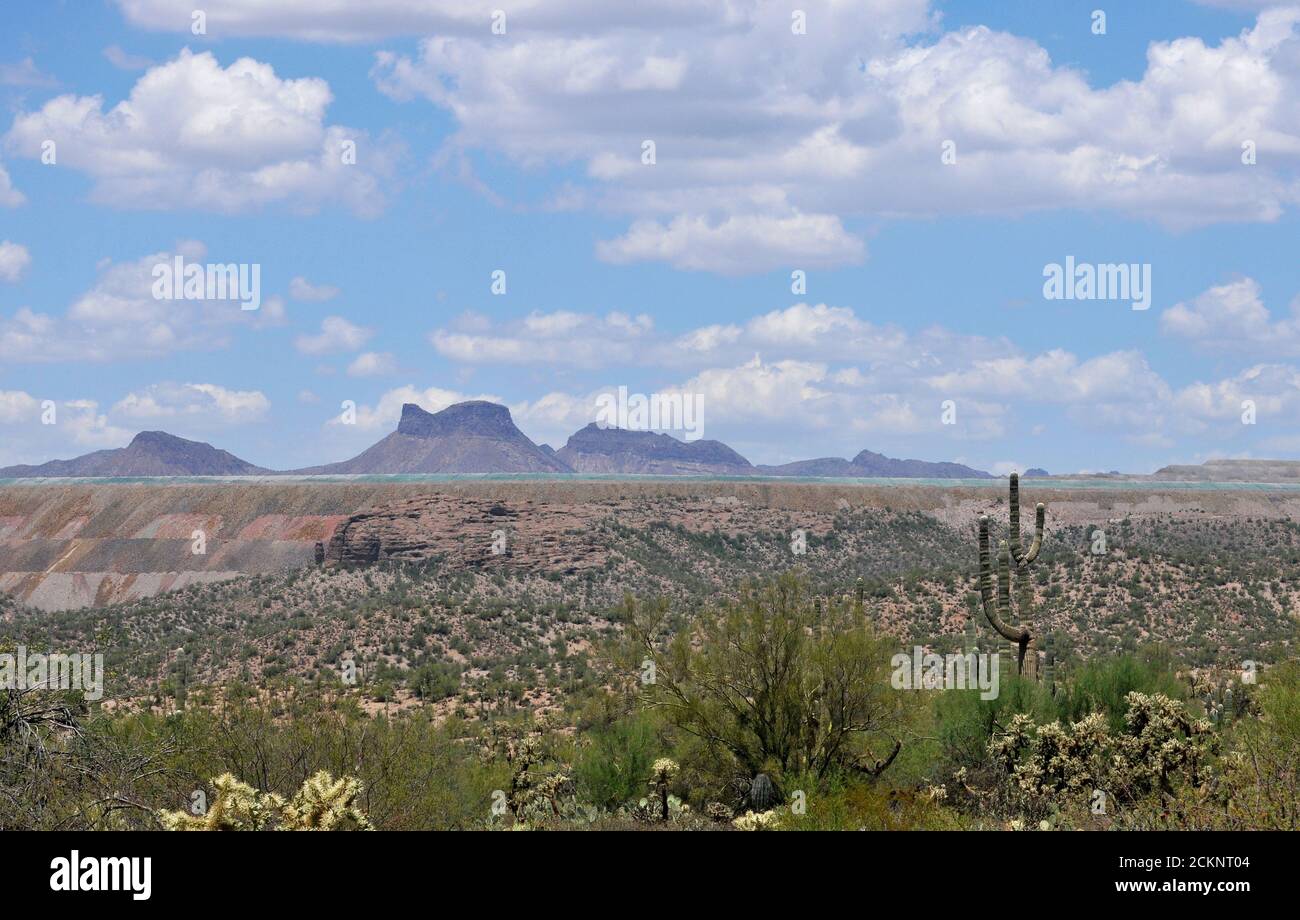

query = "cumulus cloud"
[[295, 316, 373, 355], [0, 240, 30, 282], [0, 163, 23, 207], [431, 310, 653, 369], [347, 351, 398, 376], [289, 276, 341, 301], [365, 5, 1300, 271], [5, 49, 394, 215], [0, 57, 57, 87], [112, 382, 271, 423], [115, 0, 896, 43], [596, 213, 865, 274], [103, 45, 153, 71], [1161, 277, 1300, 355], [0, 391, 133, 466], [0, 241, 276, 362]]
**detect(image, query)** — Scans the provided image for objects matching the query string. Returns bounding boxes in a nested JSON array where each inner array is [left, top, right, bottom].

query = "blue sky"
[[2, 0, 1299, 474]]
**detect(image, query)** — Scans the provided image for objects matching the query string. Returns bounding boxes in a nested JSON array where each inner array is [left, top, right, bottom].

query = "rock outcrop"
[[322, 493, 610, 574]]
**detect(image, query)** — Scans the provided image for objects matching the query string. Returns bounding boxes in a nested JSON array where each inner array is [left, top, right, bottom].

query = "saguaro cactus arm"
[[1007, 473, 1046, 567], [978, 515, 1029, 644]]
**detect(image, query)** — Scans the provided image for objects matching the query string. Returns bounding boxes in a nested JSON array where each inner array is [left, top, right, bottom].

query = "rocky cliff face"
[[555, 424, 754, 475], [295, 401, 572, 474], [0, 431, 270, 478], [322, 493, 608, 574]]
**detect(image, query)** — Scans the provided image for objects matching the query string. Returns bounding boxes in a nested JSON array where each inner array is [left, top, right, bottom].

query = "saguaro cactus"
[[978, 473, 1047, 675]]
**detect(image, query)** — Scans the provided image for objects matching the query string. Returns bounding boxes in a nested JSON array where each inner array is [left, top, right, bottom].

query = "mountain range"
[[2, 399, 1017, 479]]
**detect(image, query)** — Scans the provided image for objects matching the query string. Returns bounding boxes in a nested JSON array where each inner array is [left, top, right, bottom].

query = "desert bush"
[[623, 574, 912, 795], [573, 712, 659, 810]]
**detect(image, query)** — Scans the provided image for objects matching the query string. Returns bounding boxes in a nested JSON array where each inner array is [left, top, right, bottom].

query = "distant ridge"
[[1, 399, 1019, 480], [0, 431, 269, 478], [1152, 458, 1300, 483], [756, 448, 993, 479], [556, 423, 754, 475]]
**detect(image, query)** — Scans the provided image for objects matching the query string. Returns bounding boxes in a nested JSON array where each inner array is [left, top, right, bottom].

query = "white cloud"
[[0, 392, 133, 466], [368, 5, 1300, 271], [112, 382, 271, 424], [5, 49, 393, 216], [116, 0, 889, 42], [0, 57, 57, 87], [1161, 277, 1300, 354], [295, 316, 373, 355], [0, 240, 30, 282], [289, 276, 340, 301], [431, 310, 654, 368], [596, 213, 865, 274], [0, 242, 274, 362], [347, 351, 398, 376], [0, 390, 40, 424], [103, 45, 154, 71], [0, 163, 23, 207]]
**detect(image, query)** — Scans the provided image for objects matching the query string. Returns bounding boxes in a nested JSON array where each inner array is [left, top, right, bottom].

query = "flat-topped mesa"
[[977, 472, 1048, 677], [396, 400, 519, 440], [295, 399, 571, 474]]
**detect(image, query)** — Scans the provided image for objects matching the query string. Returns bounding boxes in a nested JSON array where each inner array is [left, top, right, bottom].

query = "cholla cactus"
[[733, 808, 782, 830], [159, 771, 372, 831], [978, 473, 1047, 676], [704, 801, 733, 822], [989, 692, 1214, 811], [282, 771, 373, 830], [650, 758, 679, 821]]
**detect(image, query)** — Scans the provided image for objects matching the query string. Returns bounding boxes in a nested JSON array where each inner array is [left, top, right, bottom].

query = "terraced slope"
[[5, 478, 1300, 613], [0, 481, 413, 610]]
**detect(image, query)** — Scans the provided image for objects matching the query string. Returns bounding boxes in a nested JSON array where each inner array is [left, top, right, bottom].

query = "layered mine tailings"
[[7, 478, 1300, 611], [0, 481, 434, 611]]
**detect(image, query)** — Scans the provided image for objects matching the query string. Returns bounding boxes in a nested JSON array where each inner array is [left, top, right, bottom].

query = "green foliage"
[[573, 712, 659, 810], [624, 574, 912, 786], [934, 675, 1057, 771], [1054, 648, 1185, 730]]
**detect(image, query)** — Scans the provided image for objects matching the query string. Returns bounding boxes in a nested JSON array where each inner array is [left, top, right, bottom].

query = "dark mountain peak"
[[557, 424, 753, 474], [0, 428, 267, 478], [130, 430, 201, 451], [397, 400, 515, 439], [850, 448, 887, 466], [297, 399, 569, 474]]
